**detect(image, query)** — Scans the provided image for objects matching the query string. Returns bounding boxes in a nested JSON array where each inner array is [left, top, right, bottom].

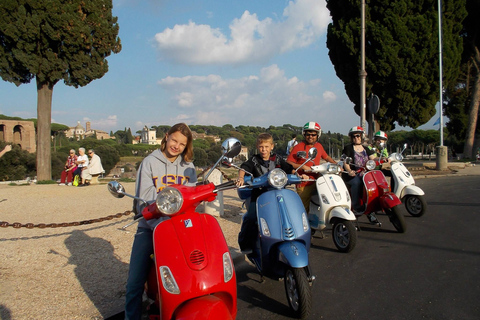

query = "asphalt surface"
[[228, 161, 480, 265]]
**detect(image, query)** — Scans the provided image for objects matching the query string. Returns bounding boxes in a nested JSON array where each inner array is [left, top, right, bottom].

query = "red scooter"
[[344, 157, 407, 233], [108, 137, 242, 320]]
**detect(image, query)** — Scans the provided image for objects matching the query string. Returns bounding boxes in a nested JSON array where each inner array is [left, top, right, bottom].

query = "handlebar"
[[214, 180, 237, 193]]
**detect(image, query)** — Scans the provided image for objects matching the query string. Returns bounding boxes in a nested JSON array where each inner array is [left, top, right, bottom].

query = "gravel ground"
[[0, 164, 471, 319], [0, 182, 243, 320]]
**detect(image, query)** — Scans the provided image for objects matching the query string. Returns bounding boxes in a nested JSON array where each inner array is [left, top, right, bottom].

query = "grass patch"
[[36, 180, 57, 185]]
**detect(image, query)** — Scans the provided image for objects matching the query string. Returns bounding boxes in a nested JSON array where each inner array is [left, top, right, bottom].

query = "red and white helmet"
[[348, 126, 365, 138], [303, 122, 322, 138]]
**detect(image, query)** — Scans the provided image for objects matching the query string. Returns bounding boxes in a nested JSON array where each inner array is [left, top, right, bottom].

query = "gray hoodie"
[[134, 149, 197, 229]]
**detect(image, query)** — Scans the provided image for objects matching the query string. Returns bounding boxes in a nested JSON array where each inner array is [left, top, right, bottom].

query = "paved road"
[[235, 175, 480, 319]]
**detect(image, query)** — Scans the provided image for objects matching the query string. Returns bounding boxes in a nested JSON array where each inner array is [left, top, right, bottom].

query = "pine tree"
[[0, 0, 121, 180], [326, 0, 466, 130]]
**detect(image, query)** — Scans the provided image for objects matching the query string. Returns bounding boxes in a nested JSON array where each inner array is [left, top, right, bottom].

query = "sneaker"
[[367, 213, 379, 224], [58, 183, 65, 186], [67, 183, 72, 186]]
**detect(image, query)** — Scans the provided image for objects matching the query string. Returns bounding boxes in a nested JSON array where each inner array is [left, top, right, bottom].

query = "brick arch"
[[0, 120, 36, 153], [0, 124, 5, 141], [13, 125, 23, 146]]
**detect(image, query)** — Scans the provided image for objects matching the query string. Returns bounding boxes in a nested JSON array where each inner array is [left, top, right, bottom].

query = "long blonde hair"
[[160, 123, 194, 163]]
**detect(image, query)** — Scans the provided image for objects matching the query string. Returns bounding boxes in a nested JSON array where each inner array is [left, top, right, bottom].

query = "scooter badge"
[[184, 219, 193, 228]]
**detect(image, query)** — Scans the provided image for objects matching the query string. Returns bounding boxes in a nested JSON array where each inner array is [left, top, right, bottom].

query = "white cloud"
[[153, 0, 330, 65], [157, 64, 342, 127], [84, 115, 118, 130], [323, 90, 336, 102]]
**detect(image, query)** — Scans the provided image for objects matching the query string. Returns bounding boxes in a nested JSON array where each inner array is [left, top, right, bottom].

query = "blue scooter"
[[236, 149, 317, 319]]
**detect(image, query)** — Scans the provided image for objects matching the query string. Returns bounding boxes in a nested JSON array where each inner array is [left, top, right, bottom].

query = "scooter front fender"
[[400, 185, 425, 198], [174, 294, 235, 320], [379, 193, 402, 209], [277, 241, 309, 269], [328, 206, 356, 223]]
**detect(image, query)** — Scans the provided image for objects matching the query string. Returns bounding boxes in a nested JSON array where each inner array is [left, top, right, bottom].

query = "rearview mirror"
[[296, 151, 307, 159], [222, 138, 242, 158], [107, 181, 126, 198]]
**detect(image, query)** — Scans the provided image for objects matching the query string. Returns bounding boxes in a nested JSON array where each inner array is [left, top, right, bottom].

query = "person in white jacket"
[[80, 149, 104, 186]]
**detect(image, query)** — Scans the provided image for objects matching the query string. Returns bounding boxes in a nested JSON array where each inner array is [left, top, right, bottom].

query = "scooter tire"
[[284, 267, 312, 319], [404, 195, 427, 217], [332, 219, 357, 253], [386, 205, 407, 233]]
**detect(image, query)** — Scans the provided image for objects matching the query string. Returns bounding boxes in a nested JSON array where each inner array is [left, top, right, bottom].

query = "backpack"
[[73, 175, 79, 186]]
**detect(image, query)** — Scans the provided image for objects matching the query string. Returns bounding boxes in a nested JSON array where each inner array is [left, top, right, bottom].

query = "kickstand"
[[355, 218, 361, 231]]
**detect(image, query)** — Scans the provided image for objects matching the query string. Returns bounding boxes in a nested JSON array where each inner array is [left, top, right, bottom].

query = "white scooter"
[[388, 144, 427, 217], [306, 161, 357, 253]]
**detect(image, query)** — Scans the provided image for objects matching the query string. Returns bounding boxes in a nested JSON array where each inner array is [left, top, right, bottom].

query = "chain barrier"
[[2, 167, 234, 230], [0, 210, 133, 229]]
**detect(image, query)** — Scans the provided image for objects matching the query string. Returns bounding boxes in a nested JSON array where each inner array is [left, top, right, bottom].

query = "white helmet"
[[374, 130, 388, 141], [303, 122, 322, 138]]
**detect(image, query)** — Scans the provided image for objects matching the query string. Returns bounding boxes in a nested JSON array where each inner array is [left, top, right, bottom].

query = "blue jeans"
[[347, 175, 363, 211], [125, 227, 153, 320], [238, 200, 258, 251]]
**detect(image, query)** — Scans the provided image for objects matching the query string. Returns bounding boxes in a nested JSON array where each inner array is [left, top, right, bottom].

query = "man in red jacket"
[[287, 121, 336, 211]]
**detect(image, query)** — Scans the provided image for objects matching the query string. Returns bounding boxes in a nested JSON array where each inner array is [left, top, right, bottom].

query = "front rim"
[[284, 268, 311, 319], [405, 195, 426, 217], [285, 269, 300, 311], [332, 220, 357, 253]]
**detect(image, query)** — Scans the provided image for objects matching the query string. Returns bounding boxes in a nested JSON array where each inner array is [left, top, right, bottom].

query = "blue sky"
[[0, 0, 440, 135]]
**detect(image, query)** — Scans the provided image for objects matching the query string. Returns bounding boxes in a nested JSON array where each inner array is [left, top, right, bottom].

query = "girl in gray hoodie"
[[125, 123, 197, 320]]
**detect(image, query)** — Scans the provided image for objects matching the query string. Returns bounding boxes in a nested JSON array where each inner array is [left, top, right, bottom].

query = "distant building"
[[140, 125, 162, 145], [191, 131, 221, 143], [239, 146, 249, 160], [66, 121, 114, 140], [0, 119, 36, 153]]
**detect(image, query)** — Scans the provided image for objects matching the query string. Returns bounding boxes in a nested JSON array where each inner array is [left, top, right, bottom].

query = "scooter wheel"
[[284, 267, 312, 319], [404, 195, 427, 217], [332, 219, 357, 253], [386, 206, 407, 233]]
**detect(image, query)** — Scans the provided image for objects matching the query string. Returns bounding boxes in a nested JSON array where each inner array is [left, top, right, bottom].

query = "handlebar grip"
[[216, 180, 236, 189]]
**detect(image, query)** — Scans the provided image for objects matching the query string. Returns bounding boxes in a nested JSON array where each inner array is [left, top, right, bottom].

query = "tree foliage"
[[444, 0, 480, 158], [0, 0, 121, 180], [326, 0, 467, 130], [0, 143, 36, 181]]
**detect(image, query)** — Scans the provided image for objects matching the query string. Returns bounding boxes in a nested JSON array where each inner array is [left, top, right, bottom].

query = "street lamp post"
[[360, 0, 367, 131]]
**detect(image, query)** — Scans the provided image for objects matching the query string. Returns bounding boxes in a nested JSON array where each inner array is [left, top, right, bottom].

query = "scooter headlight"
[[159, 266, 180, 294], [156, 187, 183, 215], [366, 160, 376, 171], [223, 252, 234, 283], [268, 168, 288, 189], [394, 153, 403, 161], [327, 164, 341, 174]]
